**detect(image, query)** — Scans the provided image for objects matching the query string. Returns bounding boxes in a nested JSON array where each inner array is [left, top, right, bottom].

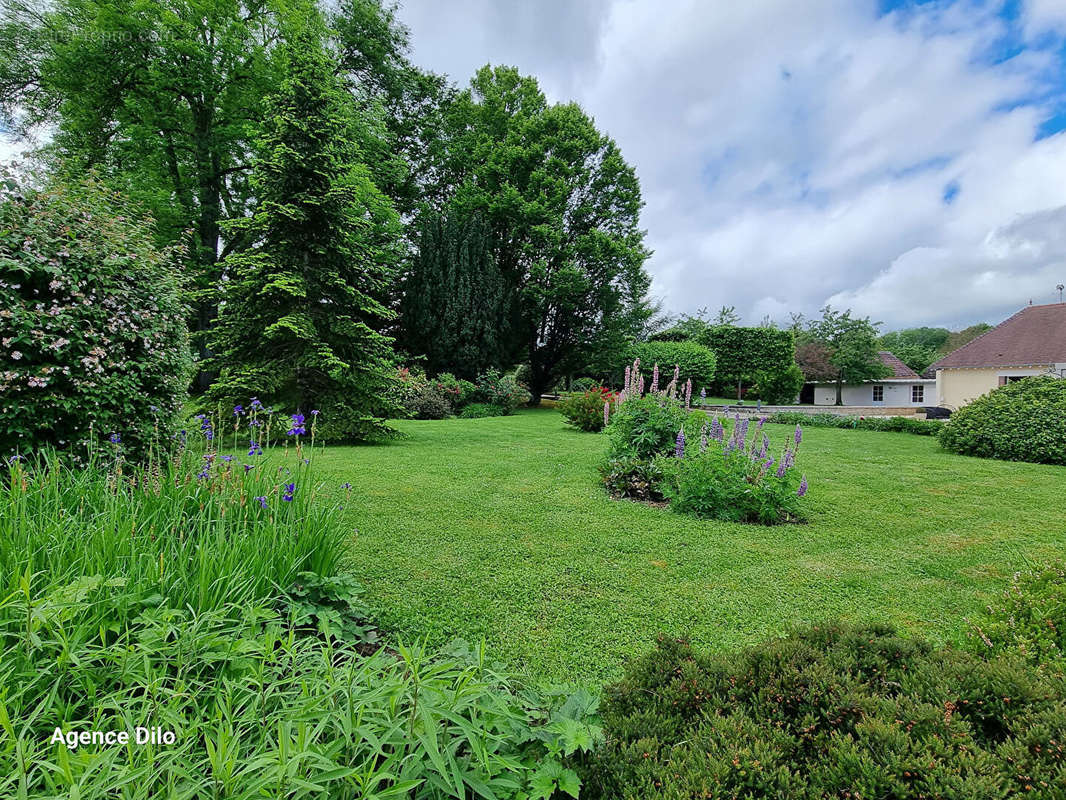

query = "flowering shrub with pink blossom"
[[0, 173, 192, 461]]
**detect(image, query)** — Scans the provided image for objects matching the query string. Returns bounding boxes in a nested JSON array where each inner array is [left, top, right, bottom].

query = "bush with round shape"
[[751, 362, 804, 404], [559, 386, 617, 432], [627, 340, 716, 391], [459, 402, 509, 419], [605, 394, 689, 459], [0, 174, 192, 461], [581, 623, 1066, 799], [938, 376, 1066, 464], [471, 368, 529, 414]]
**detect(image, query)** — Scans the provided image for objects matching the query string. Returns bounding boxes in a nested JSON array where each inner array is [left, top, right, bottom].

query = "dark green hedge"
[[627, 340, 717, 389], [580, 623, 1066, 799], [768, 411, 943, 436], [700, 326, 795, 397], [939, 376, 1066, 464]]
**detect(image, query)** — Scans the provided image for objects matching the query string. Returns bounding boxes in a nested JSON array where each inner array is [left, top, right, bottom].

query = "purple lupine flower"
[[672, 364, 680, 385], [638, 374, 645, 395], [624, 366, 631, 395], [737, 418, 750, 451], [674, 427, 686, 458], [700, 387, 706, 406], [248, 441, 263, 456], [700, 420, 709, 453], [759, 456, 775, 479], [776, 448, 795, 478], [108, 433, 121, 444], [651, 363, 659, 393], [282, 482, 295, 502], [794, 425, 803, 447], [711, 415, 724, 442], [287, 413, 306, 436], [685, 378, 692, 410], [254, 495, 267, 509], [603, 400, 610, 428], [797, 475, 808, 497], [759, 434, 769, 459]]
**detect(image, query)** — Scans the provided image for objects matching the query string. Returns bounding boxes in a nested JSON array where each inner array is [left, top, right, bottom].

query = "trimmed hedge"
[[768, 411, 943, 436], [627, 341, 716, 390], [939, 376, 1066, 464], [581, 623, 1066, 798]]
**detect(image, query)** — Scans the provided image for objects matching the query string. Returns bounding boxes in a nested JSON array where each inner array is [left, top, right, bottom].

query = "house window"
[[999, 375, 1028, 385], [872, 385, 884, 402], [911, 384, 924, 403]]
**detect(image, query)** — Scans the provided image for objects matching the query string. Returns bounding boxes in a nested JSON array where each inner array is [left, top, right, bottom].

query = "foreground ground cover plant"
[[580, 623, 1066, 798], [939, 376, 1066, 465], [0, 415, 597, 798]]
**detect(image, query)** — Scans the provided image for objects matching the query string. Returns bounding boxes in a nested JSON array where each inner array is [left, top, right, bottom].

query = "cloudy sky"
[[396, 0, 1066, 331]]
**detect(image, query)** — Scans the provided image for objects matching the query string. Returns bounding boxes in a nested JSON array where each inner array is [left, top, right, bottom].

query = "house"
[[927, 302, 1066, 409], [804, 351, 935, 407]]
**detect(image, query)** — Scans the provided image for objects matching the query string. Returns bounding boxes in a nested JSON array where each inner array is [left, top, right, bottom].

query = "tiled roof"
[[929, 303, 1066, 371], [878, 351, 920, 379]]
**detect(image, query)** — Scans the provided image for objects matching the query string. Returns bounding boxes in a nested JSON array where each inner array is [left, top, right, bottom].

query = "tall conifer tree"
[[398, 210, 510, 379], [209, 9, 400, 440]]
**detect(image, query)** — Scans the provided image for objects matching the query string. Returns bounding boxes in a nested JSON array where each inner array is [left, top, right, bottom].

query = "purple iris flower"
[[221, 455, 233, 462], [108, 433, 121, 444], [248, 441, 263, 456], [287, 413, 306, 436], [243, 464, 254, 473], [341, 482, 352, 490], [233, 405, 243, 416], [254, 495, 267, 508], [282, 482, 295, 502]]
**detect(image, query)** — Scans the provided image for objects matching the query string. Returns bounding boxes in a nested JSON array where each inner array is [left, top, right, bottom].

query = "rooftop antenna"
[[1058, 283, 1064, 303]]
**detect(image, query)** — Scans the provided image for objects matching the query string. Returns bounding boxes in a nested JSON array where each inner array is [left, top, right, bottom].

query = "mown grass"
[[316, 408, 1066, 684]]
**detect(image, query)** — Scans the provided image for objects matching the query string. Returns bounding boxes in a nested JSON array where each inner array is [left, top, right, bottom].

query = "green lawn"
[[314, 408, 1065, 684]]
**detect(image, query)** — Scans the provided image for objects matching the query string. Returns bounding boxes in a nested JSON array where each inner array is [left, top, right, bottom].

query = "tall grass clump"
[[0, 415, 599, 797]]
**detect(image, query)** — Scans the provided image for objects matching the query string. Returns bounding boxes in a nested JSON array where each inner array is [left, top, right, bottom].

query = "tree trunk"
[[835, 375, 844, 405]]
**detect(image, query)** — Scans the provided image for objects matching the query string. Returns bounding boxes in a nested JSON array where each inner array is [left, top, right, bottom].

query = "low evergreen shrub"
[[939, 376, 1066, 464], [970, 563, 1066, 672], [581, 623, 1066, 799], [459, 402, 510, 418], [768, 411, 943, 436]]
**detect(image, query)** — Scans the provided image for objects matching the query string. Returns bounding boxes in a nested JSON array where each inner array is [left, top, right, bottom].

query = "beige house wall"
[[935, 366, 1050, 408]]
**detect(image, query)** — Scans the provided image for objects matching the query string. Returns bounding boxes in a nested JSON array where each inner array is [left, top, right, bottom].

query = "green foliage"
[[398, 209, 511, 380], [0, 431, 596, 797], [700, 325, 795, 398], [281, 571, 379, 646], [471, 368, 529, 414], [432, 65, 652, 400], [1, 0, 431, 364], [880, 326, 951, 354], [209, 16, 401, 442], [581, 624, 1066, 799], [599, 455, 666, 501], [970, 564, 1066, 672], [560, 387, 617, 432], [768, 411, 944, 436], [0, 173, 192, 461], [460, 403, 510, 419], [433, 372, 478, 409], [627, 341, 717, 390], [938, 376, 1066, 464], [752, 362, 805, 404], [800, 306, 890, 404], [606, 395, 689, 460]]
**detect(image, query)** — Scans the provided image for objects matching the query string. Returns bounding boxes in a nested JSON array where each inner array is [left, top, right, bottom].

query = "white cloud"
[[397, 0, 1066, 330]]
